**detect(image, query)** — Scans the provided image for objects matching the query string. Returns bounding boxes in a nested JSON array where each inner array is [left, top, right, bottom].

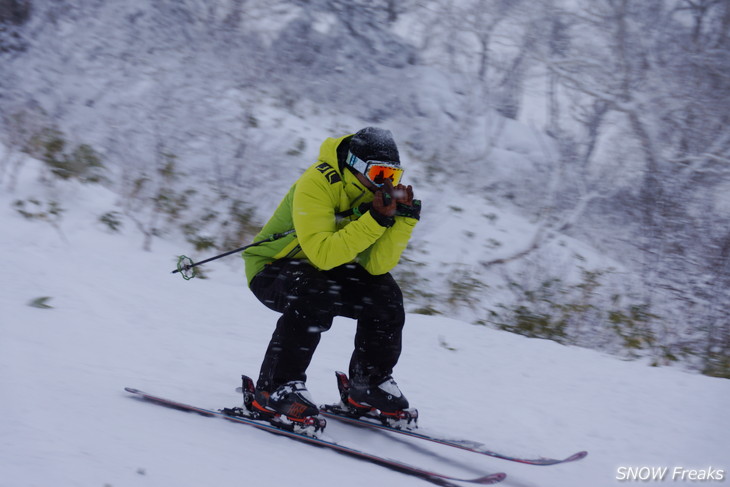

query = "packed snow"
[[1, 154, 728, 487]]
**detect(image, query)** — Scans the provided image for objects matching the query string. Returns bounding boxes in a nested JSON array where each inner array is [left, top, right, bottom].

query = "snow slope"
[[1, 162, 728, 487]]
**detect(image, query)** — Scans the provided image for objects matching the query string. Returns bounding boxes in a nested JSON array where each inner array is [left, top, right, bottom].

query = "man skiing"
[[243, 127, 421, 427]]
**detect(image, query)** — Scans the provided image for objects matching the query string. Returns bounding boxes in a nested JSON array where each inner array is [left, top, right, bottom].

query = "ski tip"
[[566, 450, 588, 462], [124, 387, 141, 394], [474, 472, 507, 484]]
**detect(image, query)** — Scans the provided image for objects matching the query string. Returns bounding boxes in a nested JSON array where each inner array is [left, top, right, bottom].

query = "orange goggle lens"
[[366, 164, 403, 187]]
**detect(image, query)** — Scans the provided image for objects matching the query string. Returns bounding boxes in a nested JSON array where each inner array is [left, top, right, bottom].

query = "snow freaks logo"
[[616, 466, 726, 482]]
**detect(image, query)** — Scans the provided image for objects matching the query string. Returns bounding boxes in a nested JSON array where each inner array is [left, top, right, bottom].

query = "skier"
[[242, 127, 421, 426]]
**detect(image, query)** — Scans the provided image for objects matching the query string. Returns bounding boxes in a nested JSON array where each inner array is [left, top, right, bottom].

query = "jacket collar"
[[318, 134, 374, 205]]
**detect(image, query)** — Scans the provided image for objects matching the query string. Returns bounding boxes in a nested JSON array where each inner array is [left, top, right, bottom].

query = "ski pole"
[[173, 204, 367, 280], [172, 229, 295, 280]]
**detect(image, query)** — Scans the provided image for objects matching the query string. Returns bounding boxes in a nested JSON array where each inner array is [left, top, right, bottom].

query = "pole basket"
[[176, 255, 196, 280]]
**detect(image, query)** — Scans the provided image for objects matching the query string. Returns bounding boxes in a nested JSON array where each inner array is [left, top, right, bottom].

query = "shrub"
[[99, 211, 123, 232], [488, 267, 664, 358], [26, 127, 106, 183]]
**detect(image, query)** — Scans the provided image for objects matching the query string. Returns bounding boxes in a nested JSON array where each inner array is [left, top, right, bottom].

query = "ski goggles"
[[346, 151, 404, 187]]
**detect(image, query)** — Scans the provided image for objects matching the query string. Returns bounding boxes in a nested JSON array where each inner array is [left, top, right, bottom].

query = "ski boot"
[[325, 371, 418, 430], [236, 375, 326, 437]]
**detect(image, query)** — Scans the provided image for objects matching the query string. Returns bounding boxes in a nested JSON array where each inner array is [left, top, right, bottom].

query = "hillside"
[[1, 158, 728, 487], [3, 0, 729, 374]]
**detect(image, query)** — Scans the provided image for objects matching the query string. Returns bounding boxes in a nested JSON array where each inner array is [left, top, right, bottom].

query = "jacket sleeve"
[[293, 170, 386, 271], [357, 216, 417, 275]]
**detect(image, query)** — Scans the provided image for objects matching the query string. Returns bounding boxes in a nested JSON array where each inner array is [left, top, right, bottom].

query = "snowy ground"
[[1, 165, 729, 487]]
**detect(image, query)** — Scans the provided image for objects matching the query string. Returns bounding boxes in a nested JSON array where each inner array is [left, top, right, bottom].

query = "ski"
[[319, 371, 588, 467], [124, 387, 506, 487]]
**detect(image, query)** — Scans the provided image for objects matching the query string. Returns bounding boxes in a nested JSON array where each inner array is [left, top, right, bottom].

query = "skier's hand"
[[393, 184, 414, 206], [393, 184, 421, 221], [372, 179, 397, 218]]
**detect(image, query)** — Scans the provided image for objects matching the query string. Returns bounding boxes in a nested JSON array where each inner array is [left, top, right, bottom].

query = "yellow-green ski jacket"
[[243, 133, 418, 285]]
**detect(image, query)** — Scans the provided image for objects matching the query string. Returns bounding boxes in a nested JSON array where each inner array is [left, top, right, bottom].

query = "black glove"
[[396, 199, 421, 220], [370, 184, 396, 227], [370, 209, 395, 227], [350, 202, 371, 218]]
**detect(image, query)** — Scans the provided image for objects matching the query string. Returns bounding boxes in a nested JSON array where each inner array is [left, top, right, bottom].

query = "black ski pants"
[[249, 259, 405, 393]]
